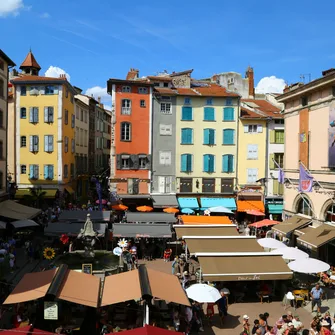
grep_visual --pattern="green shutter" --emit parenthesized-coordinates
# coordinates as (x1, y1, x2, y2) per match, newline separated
(278, 183, 284, 195)
(269, 154, 275, 169)
(273, 179, 279, 194)
(269, 130, 275, 144)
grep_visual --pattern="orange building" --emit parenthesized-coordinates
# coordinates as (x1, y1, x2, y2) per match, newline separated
(107, 69, 153, 202)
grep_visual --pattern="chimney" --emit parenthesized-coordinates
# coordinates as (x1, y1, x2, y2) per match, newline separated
(98, 97, 101, 103)
(211, 74, 218, 83)
(126, 68, 139, 80)
(246, 66, 255, 98)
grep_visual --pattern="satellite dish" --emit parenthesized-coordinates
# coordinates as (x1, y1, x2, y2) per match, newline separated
(113, 247, 122, 256)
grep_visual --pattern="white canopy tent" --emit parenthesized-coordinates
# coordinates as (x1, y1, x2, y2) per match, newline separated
(288, 258, 330, 274)
(208, 206, 233, 214)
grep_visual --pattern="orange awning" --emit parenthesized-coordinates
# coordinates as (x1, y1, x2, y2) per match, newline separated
(179, 215, 231, 225)
(248, 219, 279, 228)
(237, 200, 265, 213)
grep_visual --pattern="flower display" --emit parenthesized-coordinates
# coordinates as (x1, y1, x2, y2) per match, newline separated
(118, 238, 128, 249)
(60, 234, 69, 245)
(43, 247, 56, 260)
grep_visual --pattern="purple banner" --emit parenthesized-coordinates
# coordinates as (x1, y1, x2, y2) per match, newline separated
(278, 168, 285, 184)
(298, 163, 313, 192)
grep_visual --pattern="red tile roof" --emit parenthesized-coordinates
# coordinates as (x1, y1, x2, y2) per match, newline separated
(242, 99, 283, 118)
(20, 51, 41, 70)
(12, 75, 68, 83)
(147, 76, 171, 82)
(241, 108, 265, 119)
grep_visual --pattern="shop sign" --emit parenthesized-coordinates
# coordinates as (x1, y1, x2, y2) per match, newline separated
(266, 200, 284, 205)
(82, 263, 93, 275)
(44, 301, 58, 320)
(237, 275, 261, 281)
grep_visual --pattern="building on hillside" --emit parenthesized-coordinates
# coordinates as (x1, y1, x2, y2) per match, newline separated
(0, 50, 15, 200)
(275, 68, 335, 264)
(107, 70, 153, 207)
(11, 51, 77, 202)
(238, 99, 284, 217)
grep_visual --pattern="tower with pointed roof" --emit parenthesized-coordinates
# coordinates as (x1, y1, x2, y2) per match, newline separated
(19, 50, 41, 76)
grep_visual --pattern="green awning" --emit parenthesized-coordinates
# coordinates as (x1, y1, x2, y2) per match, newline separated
(268, 204, 283, 214)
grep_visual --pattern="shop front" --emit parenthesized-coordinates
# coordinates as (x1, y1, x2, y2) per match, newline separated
(266, 197, 284, 221)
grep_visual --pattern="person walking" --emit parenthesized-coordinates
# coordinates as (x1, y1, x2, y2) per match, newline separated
(310, 284, 324, 314)
(217, 290, 228, 326)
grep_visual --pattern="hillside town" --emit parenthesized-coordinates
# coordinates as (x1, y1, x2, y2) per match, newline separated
(1, 42, 335, 335)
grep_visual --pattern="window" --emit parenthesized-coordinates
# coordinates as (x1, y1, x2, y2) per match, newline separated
(275, 130, 284, 144)
(71, 114, 75, 128)
(223, 107, 234, 121)
(203, 154, 215, 173)
(122, 86, 131, 93)
(140, 100, 146, 107)
(45, 86, 55, 95)
(70, 94, 74, 104)
(161, 102, 172, 114)
(66, 89, 69, 98)
(161, 96, 171, 101)
(80, 109, 83, 121)
(70, 163, 74, 176)
(273, 180, 284, 195)
(64, 110, 69, 125)
(139, 156, 148, 169)
(324, 203, 335, 222)
(221, 178, 234, 193)
(29, 135, 39, 152)
(0, 141, 2, 159)
(64, 164, 68, 178)
(20, 107, 26, 119)
(29, 107, 39, 123)
(0, 171, 2, 189)
(20, 136, 26, 147)
(21, 86, 26, 96)
(181, 106, 193, 121)
(206, 98, 213, 105)
(247, 168, 258, 184)
(0, 79, 3, 98)
(223, 129, 235, 145)
(121, 99, 132, 115)
(275, 119, 284, 124)
(244, 124, 262, 133)
(64, 136, 69, 152)
(44, 165, 54, 180)
(274, 153, 284, 168)
(226, 98, 233, 106)
(181, 128, 193, 144)
(296, 196, 312, 216)
(204, 107, 215, 121)
(180, 177, 193, 193)
(44, 107, 54, 123)
(159, 151, 172, 166)
(120, 122, 131, 141)
(121, 155, 130, 169)
(163, 82, 169, 88)
(0, 110, 3, 128)
(158, 176, 173, 193)
(138, 87, 148, 94)
(30, 86, 39, 96)
(154, 82, 160, 87)
(301, 96, 308, 107)
(247, 144, 258, 159)
(71, 138, 75, 153)
(44, 135, 54, 152)
(159, 124, 172, 135)
(202, 178, 215, 193)
(21, 165, 26, 174)
(29, 165, 39, 179)
(0, 60, 3, 71)
(203, 128, 215, 145)
(184, 97, 191, 105)
(222, 154, 234, 173)
(181, 154, 192, 172)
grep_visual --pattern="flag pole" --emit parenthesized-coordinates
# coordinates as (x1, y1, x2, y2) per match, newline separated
(272, 158, 317, 218)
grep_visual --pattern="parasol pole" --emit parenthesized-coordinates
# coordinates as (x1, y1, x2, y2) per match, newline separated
(143, 301, 149, 325)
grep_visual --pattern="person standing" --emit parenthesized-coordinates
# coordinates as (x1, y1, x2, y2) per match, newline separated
(310, 284, 324, 314)
(217, 290, 228, 326)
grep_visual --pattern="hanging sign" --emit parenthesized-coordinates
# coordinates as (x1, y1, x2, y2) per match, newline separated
(44, 301, 58, 320)
(82, 263, 93, 275)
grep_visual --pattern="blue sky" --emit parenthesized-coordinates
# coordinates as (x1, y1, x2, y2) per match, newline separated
(1, 0, 335, 106)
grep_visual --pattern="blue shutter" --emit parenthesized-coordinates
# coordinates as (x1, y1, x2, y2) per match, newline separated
(223, 129, 234, 144)
(44, 107, 48, 122)
(34, 107, 39, 122)
(204, 129, 209, 144)
(44, 135, 48, 152)
(223, 155, 228, 172)
(209, 129, 215, 145)
(223, 107, 234, 121)
(181, 155, 187, 172)
(187, 129, 193, 144)
(204, 107, 214, 121)
(44, 165, 48, 179)
(186, 154, 192, 171)
(181, 129, 187, 144)
(209, 155, 214, 172)
(29, 165, 34, 178)
(29, 108, 33, 123)
(182, 107, 192, 120)
(49, 135, 53, 151)
(49, 165, 54, 179)
(29, 136, 33, 152)
(203, 155, 209, 172)
(228, 155, 234, 172)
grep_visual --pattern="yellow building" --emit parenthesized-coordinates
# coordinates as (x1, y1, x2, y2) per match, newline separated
(12, 51, 76, 200)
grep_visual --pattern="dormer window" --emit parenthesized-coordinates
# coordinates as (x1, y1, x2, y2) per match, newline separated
(122, 86, 131, 93)
(301, 96, 308, 107)
(138, 87, 148, 94)
(184, 97, 191, 105)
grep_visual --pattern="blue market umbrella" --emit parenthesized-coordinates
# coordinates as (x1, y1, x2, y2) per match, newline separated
(181, 208, 195, 214)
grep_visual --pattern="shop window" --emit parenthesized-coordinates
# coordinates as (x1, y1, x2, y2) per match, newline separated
(296, 196, 312, 216)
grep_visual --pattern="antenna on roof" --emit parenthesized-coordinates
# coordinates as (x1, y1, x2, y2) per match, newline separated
(299, 74, 311, 83)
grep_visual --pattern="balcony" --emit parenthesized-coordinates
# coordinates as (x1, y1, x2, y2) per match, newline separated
(121, 107, 131, 115)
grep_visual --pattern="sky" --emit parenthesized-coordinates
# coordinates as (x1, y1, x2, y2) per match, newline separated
(1, 0, 335, 108)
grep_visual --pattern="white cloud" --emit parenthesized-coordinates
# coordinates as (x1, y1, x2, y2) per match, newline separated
(0, 0, 24, 17)
(45, 66, 70, 82)
(255, 76, 286, 94)
(104, 105, 112, 111)
(85, 86, 110, 101)
(40, 12, 50, 19)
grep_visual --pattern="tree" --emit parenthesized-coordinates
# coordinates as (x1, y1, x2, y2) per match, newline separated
(23, 187, 47, 209)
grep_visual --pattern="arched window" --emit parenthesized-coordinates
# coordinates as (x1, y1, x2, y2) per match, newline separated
(324, 203, 335, 222)
(121, 122, 131, 141)
(0, 79, 4, 98)
(296, 196, 312, 216)
(0, 110, 3, 128)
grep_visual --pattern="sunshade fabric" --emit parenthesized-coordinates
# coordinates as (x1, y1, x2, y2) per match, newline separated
(186, 283, 221, 303)
(11, 220, 39, 228)
(44, 222, 107, 236)
(185, 237, 263, 253)
(106, 324, 182, 335)
(288, 258, 330, 273)
(151, 194, 178, 208)
(112, 223, 172, 238)
(4, 269, 57, 304)
(257, 238, 287, 249)
(57, 270, 101, 307)
(58, 211, 111, 222)
(178, 198, 199, 209)
(267, 204, 283, 214)
(271, 247, 309, 260)
(199, 255, 292, 281)
(272, 215, 311, 235)
(237, 200, 265, 213)
(174, 225, 238, 239)
(179, 215, 231, 224)
(248, 219, 279, 228)
(126, 212, 176, 223)
(0, 326, 55, 335)
(0, 200, 41, 220)
(15, 189, 58, 198)
(297, 224, 335, 249)
(200, 198, 236, 210)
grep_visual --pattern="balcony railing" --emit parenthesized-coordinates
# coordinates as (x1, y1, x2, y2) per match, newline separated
(121, 107, 131, 115)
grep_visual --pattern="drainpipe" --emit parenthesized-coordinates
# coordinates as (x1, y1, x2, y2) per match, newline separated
(235, 97, 241, 188)
(264, 117, 272, 200)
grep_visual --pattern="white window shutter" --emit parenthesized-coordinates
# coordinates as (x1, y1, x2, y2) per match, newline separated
(159, 152, 165, 165)
(253, 145, 258, 159)
(166, 152, 171, 165)
(158, 176, 165, 193)
(257, 125, 263, 133)
(244, 125, 249, 133)
(29, 136, 33, 152)
(54, 86, 59, 94)
(40, 87, 45, 95)
(247, 145, 252, 159)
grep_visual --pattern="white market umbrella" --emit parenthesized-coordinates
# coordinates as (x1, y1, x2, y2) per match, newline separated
(208, 206, 233, 214)
(288, 258, 330, 274)
(271, 247, 309, 260)
(186, 283, 221, 303)
(257, 238, 287, 249)
(0, 249, 7, 254)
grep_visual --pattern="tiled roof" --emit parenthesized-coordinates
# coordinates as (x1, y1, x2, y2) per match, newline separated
(20, 51, 41, 70)
(241, 107, 265, 119)
(108, 78, 152, 85)
(147, 76, 171, 82)
(11, 75, 68, 83)
(242, 99, 283, 118)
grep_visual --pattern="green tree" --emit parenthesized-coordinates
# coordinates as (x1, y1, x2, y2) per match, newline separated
(23, 187, 47, 209)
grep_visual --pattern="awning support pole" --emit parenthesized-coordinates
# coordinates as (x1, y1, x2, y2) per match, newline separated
(143, 301, 149, 325)
(185, 243, 188, 262)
